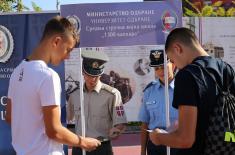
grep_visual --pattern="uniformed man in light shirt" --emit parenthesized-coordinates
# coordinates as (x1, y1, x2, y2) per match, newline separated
(67, 51, 127, 155)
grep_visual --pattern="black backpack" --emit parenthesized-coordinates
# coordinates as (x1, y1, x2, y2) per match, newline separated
(190, 62, 235, 155)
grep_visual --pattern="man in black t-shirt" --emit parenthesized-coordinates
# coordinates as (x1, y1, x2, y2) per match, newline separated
(149, 27, 235, 155)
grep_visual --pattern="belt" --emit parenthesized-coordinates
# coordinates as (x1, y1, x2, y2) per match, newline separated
(96, 136, 110, 144)
(101, 140, 110, 144)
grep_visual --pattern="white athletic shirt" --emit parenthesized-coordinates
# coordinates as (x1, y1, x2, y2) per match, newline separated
(8, 60, 64, 155)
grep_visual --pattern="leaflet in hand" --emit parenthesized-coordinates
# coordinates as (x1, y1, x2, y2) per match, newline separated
(158, 129, 168, 133)
(145, 129, 168, 133)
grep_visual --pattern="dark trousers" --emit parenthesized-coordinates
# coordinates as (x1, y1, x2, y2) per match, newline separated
(147, 140, 178, 155)
(72, 141, 113, 155)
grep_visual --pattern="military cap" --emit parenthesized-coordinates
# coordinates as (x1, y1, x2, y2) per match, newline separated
(82, 50, 109, 76)
(149, 50, 169, 67)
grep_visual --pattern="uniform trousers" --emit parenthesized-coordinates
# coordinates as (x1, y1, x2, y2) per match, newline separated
(147, 140, 178, 155)
(72, 141, 113, 155)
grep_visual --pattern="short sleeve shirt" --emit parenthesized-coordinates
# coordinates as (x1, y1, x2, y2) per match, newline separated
(8, 60, 63, 155)
(172, 56, 235, 155)
(138, 79, 178, 129)
(173, 70, 200, 108)
(68, 81, 127, 139)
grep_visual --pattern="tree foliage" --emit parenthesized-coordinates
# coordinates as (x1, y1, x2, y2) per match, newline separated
(0, 0, 16, 12)
(31, 1, 42, 12)
(183, 0, 235, 17)
(0, 0, 41, 12)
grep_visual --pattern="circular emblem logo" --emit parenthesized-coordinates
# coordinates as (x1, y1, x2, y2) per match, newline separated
(92, 61, 99, 69)
(161, 10, 178, 33)
(0, 25, 14, 63)
(67, 15, 81, 34)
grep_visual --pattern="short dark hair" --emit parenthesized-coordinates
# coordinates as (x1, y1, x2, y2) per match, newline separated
(41, 16, 79, 44)
(165, 27, 199, 52)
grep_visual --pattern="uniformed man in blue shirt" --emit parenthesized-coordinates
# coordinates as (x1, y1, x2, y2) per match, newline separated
(138, 50, 178, 155)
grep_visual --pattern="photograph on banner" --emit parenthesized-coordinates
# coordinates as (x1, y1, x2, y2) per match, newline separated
(200, 17, 235, 69)
(182, 17, 235, 70)
(183, 0, 235, 17)
(65, 45, 165, 124)
(182, 17, 200, 35)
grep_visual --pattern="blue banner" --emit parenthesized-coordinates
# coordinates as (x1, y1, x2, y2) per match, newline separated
(0, 12, 68, 155)
(61, 1, 182, 47)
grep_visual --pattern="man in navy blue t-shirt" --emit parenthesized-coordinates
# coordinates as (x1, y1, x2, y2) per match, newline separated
(149, 27, 235, 155)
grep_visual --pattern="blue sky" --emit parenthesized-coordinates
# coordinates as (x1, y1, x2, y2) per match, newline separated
(23, 0, 142, 11)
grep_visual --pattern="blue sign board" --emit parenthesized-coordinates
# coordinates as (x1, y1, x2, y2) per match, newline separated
(61, 1, 182, 47)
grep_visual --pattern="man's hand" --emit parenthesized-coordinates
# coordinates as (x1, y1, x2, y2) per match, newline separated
(109, 127, 121, 139)
(149, 128, 163, 145)
(79, 137, 101, 152)
(140, 123, 148, 155)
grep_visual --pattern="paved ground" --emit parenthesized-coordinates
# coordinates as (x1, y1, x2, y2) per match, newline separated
(113, 133, 141, 155)
(113, 145, 140, 155)
(68, 133, 141, 155)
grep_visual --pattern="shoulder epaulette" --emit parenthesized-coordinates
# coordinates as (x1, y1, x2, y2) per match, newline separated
(143, 81, 157, 92)
(102, 83, 118, 94)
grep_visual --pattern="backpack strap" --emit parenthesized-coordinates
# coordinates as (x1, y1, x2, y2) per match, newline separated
(193, 62, 223, 92)
(224, 63, 235, 90)
(194, 61, 234, 94)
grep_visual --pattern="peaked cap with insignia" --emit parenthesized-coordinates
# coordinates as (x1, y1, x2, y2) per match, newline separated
(149, 49, 169, 67)
(82, 50, 109, 76)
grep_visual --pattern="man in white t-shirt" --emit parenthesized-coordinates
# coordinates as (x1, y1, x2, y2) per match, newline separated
(5, 16, 101, 155)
